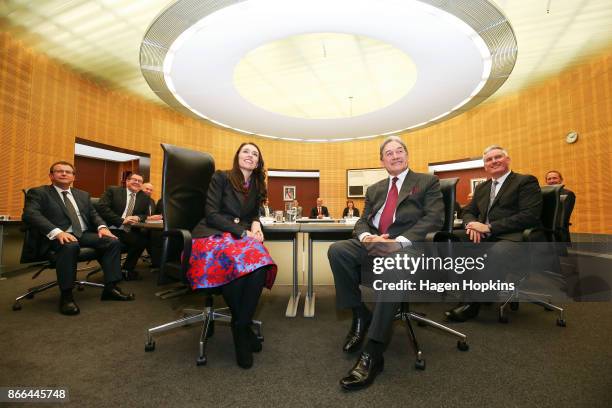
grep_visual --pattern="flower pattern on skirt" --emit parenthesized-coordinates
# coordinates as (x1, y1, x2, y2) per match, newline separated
(187, 232, 277, 290)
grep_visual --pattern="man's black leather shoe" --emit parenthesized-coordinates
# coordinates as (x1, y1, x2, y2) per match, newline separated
(343, 315, 371, 353)
(101, 286, 135, 301)
(59, 297, 80, 316)
(445, 303, 480, 322)
(340, 352, 384, 391)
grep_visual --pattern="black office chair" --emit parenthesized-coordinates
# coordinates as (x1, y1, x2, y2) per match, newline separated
(498, 184, 567, 326)
(12, 191, 104, 311)
(395, 177, 469, 370)
(144, 144, 262, 366)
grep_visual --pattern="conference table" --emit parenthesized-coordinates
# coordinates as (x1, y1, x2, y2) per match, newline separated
(135, 219, 355, 318)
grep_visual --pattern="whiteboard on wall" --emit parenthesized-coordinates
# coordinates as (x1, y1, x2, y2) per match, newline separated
(347, 168, 388, 197)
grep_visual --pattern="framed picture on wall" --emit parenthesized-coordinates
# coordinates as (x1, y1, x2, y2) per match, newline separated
(283, 185, 296, 201)
(470, 178, 487, 193)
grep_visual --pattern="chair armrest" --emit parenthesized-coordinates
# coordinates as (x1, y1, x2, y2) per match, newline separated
(425, 231, 461, 242)
(522, 227, 553, 242)
(162, 228, 192, 273)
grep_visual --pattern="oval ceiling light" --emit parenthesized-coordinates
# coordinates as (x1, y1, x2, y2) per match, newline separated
(140, 0, 517, 141)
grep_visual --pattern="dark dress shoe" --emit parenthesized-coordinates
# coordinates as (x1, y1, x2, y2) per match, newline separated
(101, 286, 135, 301)
(59, 297, 80, 316)
(343, 315, 371, 353)
(231, 325, 253, 369)
(445, 303, 480, 322)
(340, 352, 384, 391)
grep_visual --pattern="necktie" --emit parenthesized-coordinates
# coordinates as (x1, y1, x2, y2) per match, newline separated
(61, 191, 83, 238)
(318, 207, 321, 216)
(378, 177, 399, 234)
(485, 180, 499, 223)
(125, 192, 136, 231)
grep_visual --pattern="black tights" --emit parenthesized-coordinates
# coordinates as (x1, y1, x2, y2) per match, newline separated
(221, 267, 267, 326)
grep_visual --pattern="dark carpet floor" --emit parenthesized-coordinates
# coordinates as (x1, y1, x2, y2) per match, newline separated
(1, 264, 611, 408)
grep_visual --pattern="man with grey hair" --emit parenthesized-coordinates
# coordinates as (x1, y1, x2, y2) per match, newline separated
(328, 135, 444, 390)
(445, 144, 543, 322)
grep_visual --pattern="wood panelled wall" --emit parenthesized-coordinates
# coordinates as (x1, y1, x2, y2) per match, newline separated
(1, 32, 610, 233)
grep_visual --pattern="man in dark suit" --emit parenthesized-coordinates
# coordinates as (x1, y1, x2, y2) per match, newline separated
(95, 173, 150, 280)
(259, 198, 272, 218)
(21, 161, 135, 315)
(309, 197, 330, 219)
(445, 145, 543, 322)
(327, 136, 444, 391)
(545, 170, 575, 243)
(141, 182, 163, 268)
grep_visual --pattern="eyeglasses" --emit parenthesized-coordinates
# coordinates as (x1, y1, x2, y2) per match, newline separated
(128, 178, 143, 184)
(53, 169, 74, 174)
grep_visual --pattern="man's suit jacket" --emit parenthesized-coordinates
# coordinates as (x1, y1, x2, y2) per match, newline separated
(462, 171, 542, 242)
(259, 205, 272, 218)
(354, 171, 444, 242)
(21, 185, 105, 262)
(192, 170, 261, 238)
(95, 186, 150, 227)
(146, 197, 157, 216)
(558, 187, 575, 243)
(309, 206, 330, 218)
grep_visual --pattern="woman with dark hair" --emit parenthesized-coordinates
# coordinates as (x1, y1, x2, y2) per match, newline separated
(189, 142, 277, 369)
(342, 200, 360, 218)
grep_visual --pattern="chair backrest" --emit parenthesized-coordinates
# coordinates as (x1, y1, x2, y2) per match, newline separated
(159, 144, 215, 282)
(20, 188, 44, 264)
(438, 177, 459, 234)
(539, 184, 563, 241)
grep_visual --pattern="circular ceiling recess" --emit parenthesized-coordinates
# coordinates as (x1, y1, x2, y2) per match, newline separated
(140, 0, 517, 142)
(233, 32, 418, 120)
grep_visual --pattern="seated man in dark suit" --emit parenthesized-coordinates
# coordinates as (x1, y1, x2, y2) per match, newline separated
(445, 145, 543, 322)
(142, 182, 163, 221)
(328, 136, 444, 390)
(309, 197, 330, 219)
(95, 174, 150, 280)
(259, 198, 272, 218)
(545, 170, 575, 243)
(22, 161, 135, 315)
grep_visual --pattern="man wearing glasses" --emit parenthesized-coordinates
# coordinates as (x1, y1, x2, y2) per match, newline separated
(22, 161, 135, 315)
(95, 173, 150, 281)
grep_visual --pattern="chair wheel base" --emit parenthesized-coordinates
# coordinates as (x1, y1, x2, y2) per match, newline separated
(196, 356, 207, 366)
(206, 321, 215, 338)
(556, 318, 566, 327)
(12, 302, 22, 311)
(457, 340, 469, 351)
(145, 341, 156, 352)
(415, 359, 426, 370)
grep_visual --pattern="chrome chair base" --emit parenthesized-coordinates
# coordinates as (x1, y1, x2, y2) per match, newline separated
(12, 264, 102, 311)
(395, 304, 469, 371)
(145, 305, 263, 365)
(499, 290, 566, 326)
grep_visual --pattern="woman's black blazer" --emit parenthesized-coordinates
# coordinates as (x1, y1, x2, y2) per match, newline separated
(191, 170, 261, 239)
